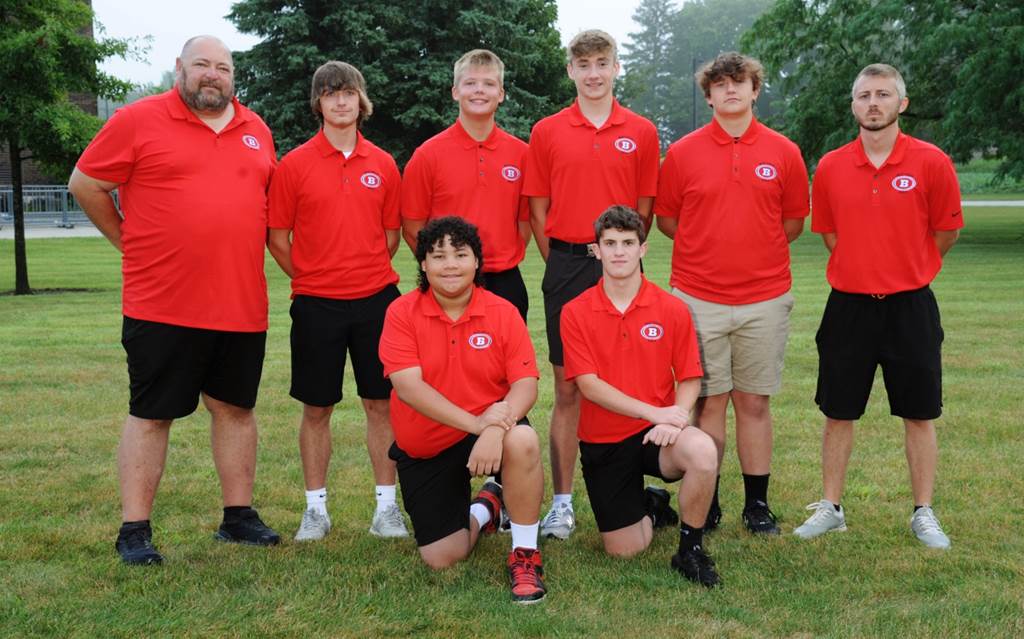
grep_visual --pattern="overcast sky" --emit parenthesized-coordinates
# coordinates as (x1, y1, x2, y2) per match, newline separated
(94, 0, 644, 86)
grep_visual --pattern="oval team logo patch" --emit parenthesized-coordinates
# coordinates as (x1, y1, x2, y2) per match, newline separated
(754, 163, 778, 180)
(891, 175, 917, 192)
(241, 135, 261, 150)
(614, 137, 638, 153)
(501, 165, 521, 182)
(360, 172, 382, 189)
(640, 323, 664, 341)
(469, 333, 493, 349)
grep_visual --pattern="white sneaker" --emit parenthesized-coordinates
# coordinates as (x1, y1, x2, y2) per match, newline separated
(540, 502, 575, 540)
(793, 500, 847, 539)
(369, 502, 409, 538)
(910, 506, 951, 549)
(294, 508, 331, 542)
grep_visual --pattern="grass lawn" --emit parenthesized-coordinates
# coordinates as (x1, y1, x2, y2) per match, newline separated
(1, 206, 1022, 638)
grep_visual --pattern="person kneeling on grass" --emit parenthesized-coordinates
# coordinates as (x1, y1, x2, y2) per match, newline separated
(560, 206, 721, 588)
(378, 216, 548, 604)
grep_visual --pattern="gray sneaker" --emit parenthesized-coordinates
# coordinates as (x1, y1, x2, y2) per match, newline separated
(369, 502, 409, 538)
(793, 500, 847, 539)
(294, 508, 331, 542)
(540, 502, 575, 540)
(910, 506, 951, 549)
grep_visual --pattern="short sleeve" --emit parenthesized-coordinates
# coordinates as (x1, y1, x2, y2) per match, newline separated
(382, 155, 402, 230)
(522, 123, 551, 198)
(654, 147, 683, 220)
(75, 107, 137, 184)
(811, 156, 835, 234)
(928, 153, 964, 231)
(781, 143, 811, 219)
(560, 300, 597, 381)
(400, 146, 432, 221)
(637, 120, 660, 197)
(379, 297, 421, 377)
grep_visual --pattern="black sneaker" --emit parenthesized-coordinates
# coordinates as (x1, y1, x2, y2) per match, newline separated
(644, 486, 679, 529)
(704, 502, 722, 532)
(742, 500, 781, 535)
(214, 508, 281, 546)
(115, 522, 164, 565)
(671, 545, 720, 588)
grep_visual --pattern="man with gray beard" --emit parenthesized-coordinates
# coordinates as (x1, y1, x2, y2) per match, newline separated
(69, 35, 280, 565)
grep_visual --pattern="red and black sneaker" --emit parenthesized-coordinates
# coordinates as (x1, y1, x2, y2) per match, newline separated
(471, 481, 504, 535)
(507, 547, 547, 604)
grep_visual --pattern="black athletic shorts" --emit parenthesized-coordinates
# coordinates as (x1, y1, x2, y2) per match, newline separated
(542, 240, 601, 366)
(122, 316, 266, 420)
(389, 435, 477, 547)
(815, 286, 944, 421)
(483, 266, 529, 322)
(579, 426, 677, 533)
(289, 285, 400, 407)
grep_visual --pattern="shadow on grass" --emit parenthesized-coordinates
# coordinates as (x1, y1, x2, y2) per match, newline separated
(0, 287, 108, 296)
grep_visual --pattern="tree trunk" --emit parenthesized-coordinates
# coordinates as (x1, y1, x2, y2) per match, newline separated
(10, 137, 31, 295)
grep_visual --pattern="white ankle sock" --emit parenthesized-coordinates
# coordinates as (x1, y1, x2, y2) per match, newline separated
(375, 485, 397, 512)
(510, 521, 539, 550)
(470, 503, 492, 529)
(305, 488, 328, 516)
(552, 493, 572, 508)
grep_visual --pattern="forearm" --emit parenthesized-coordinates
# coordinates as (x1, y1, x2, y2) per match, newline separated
(528, 197, 550, 260)
(673, 378, 700, 421)
(517, 220, 532, 248)
(575, 374, 659, 423)
(783, 217, 805, 243)
(656, 215, 677, 240)
(266, 229, 294, 278)
(822, 232, 837, 253)
(504, 377, 538, 422)
(934, 229, 959, 257)
(392, 377, 481, 434)
(385, 228, 400, 258)
(68, 169, 123, 252)
(636, 196, 654, 233)
(401, 218, 425, 255)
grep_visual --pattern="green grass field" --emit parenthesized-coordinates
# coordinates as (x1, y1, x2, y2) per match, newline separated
(1, 207, 1022, 638)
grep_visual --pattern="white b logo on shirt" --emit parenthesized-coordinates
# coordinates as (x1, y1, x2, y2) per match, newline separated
(241, 135, 261, 150)
(360, 172, 382, 189)
(501, 165, 522, 182)
(754, 163, 778, 180)
(891, 175, 917, 192)
(469, 333, 493, 349)
(640, 323, 664, 341)
(614, 137, 638, 153)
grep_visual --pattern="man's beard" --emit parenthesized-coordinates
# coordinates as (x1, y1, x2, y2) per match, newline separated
(178, 70, 233, 112)
(858, 109, 899, 132)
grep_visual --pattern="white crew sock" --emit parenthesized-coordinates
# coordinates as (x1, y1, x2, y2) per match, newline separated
(305, 487, 328, 516)
(552, 493, 572, 508)
(510, 521, 539, 550)
(470, 503, 492, 529)
(375, 485, 397, 513)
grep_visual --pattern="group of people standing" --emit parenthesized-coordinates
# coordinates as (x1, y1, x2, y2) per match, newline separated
(68, 26, 963, 603)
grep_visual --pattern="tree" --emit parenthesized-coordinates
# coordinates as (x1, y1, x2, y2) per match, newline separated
(619, 0, 774, 146)
(742, 0, 1024, 178)
(228, 0, 573, 164)
(0, 0, 134, 294)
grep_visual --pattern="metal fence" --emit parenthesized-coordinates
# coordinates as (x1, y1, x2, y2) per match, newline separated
(0, 185, 117, 228)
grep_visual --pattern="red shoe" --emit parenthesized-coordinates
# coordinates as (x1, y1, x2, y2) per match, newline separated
(471, 481, 503, 534)
(507, 547, 547, 604)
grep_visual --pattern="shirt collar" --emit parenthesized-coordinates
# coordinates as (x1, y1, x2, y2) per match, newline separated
(166, 87, 251, 130)
(417, 286, 488, 324)
(708, 116, 761, 145)
(451, 119, 501, 150)
(313, 128, 369, 158)
(852, 131, 909, 168)
(590, 276, 656, 315)
(567, 98, 627, 130)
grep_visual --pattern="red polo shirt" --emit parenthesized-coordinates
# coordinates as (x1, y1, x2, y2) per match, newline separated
(655, 118, 809, 305)
(75, 89, 275, 331)
(523, 99, 659, 243)
(812, 133, 963, 294)
(268, 130, 400, 299)
(379, 287, 539, 459)
(562, 277, 703, 444)
(401, 120, 528, 272)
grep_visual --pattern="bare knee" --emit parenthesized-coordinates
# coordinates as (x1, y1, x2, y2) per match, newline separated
(203, 394, 253, 422)
(504, 425, 540, 459)
(419, 547, 468, 570)
(361, 398, 390, 422)
(302, 404, 333, 428)
(676, 429, 718, 474)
